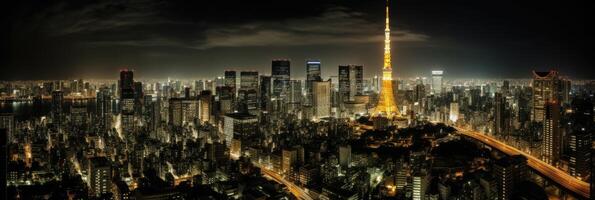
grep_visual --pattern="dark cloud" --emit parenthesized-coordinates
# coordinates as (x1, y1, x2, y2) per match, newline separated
(4, 0, 594, 80)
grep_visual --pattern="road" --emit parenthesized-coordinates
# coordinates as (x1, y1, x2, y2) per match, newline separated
(258, 166, 314, 200)
(455, 127, 590, 199)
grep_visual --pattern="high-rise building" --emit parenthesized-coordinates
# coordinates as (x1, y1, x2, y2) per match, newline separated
(338, 65, 363, 102)
(272, 59, 291, 98)
(374, 2, 398, 116)
(88, 157, 112, 197)
(339, 144, 351, 169)
(239, 71, 259, 115)
(312, 80, 331, 119)
(119, 70, 136, 134)
(282, 148, 297, 174)
(223, 113, 258, 148)
(532, 70, 559, 122)
(194, 80, 204, 94)
(119, 69, 134, 98)
(70, 99, 87, 126)
(259, 75, 272, 111)
(494, 92, 508, 135)
(240, 71, 259, 91)
(494, 155, 527, 200)
(431, 70, 443, 95)
(96, 88, 112, 131)
(168, 97, 200, 127)
(199, 90, 213, 123)
(306, 59, 322, 105)
(224, 70, 237, 96)
(568, 98, 593, 178)
(289, 80, 302, 104)
(51, 90, 64, 128)
(542, 101, 561, 164)
(412, 171, 429, 200)
(0, 114, 14, 144)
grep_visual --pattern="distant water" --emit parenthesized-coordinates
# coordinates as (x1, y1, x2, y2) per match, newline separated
(0, 100, 97, 121)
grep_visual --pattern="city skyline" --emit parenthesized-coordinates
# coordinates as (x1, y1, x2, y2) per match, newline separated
(2, 1, 594, 200)
(5, 1, 593, 80)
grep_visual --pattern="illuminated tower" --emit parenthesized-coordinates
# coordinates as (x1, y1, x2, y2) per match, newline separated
(375, 0, 398, 116)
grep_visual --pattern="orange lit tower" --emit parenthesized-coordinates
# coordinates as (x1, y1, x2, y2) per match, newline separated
(374, 0, 399, 116)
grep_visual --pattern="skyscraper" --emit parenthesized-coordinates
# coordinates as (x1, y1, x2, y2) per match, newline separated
(272, 59, 291, 98)
(542, 101, 561, 164)
(88, 157, 112, 197)
(51, 90, 64, 128)
(568, 98, 593, 178)
(532, 70, 559, 122)
(119, 69, 134, 98)
(374, 1, 398, 116)
(259, 75, 272, 111)
(119, 70, 135, 134)
(494, 155, 527, 200)
(96, 87, 112, 131)
(239, 71, 259, 115)
(313, 80, 331, 119)
(0, 114, 14, 144)
(240, 71, 259, 91)
(431, 70, 443, 95)
(494, 92, 508, 136)
(224, 70, 237, 96)
(338, 65, 363, 102)
(306, 59, 322, 105)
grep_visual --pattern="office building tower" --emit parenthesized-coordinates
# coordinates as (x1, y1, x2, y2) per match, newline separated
(0, 114, 14, 144)
(272, 59, 291, 98)
(289, 80, 302, 104)
(431, 70, 443, 95)
(195, 80, 204, 94)
(199, 90, 213, 124)
(239, 71, 259, 114)
(339, 145, 351, 169)
(412, 171, 429, 200)
(168, 97, 200, 127)
(119, 70, 136, 134)
(96, 88, 112, 131)
(306, 60, 322, 104)
(494, 92, 508, 135)
(88, 157, 112, 197)
(224, 70, 237, 96)
(338, 65, 363, 102)
(259, 75, 272, 111)
(542, 101, 561, 164)
(494, 155, 527, 200)
(119, 69, 134, 98)
(532, 70, 559, 122)
(568, 98, 593, 178)
(240, 71, 259, 91)
(312, 80, 331, 119)
(223, 113, 258, 148)
(282, 148, 297, 174)
(70, 99, 87, 126)
(51, 90, 64, 128)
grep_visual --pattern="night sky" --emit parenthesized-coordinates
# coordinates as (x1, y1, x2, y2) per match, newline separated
(5, 0, 594, 80)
